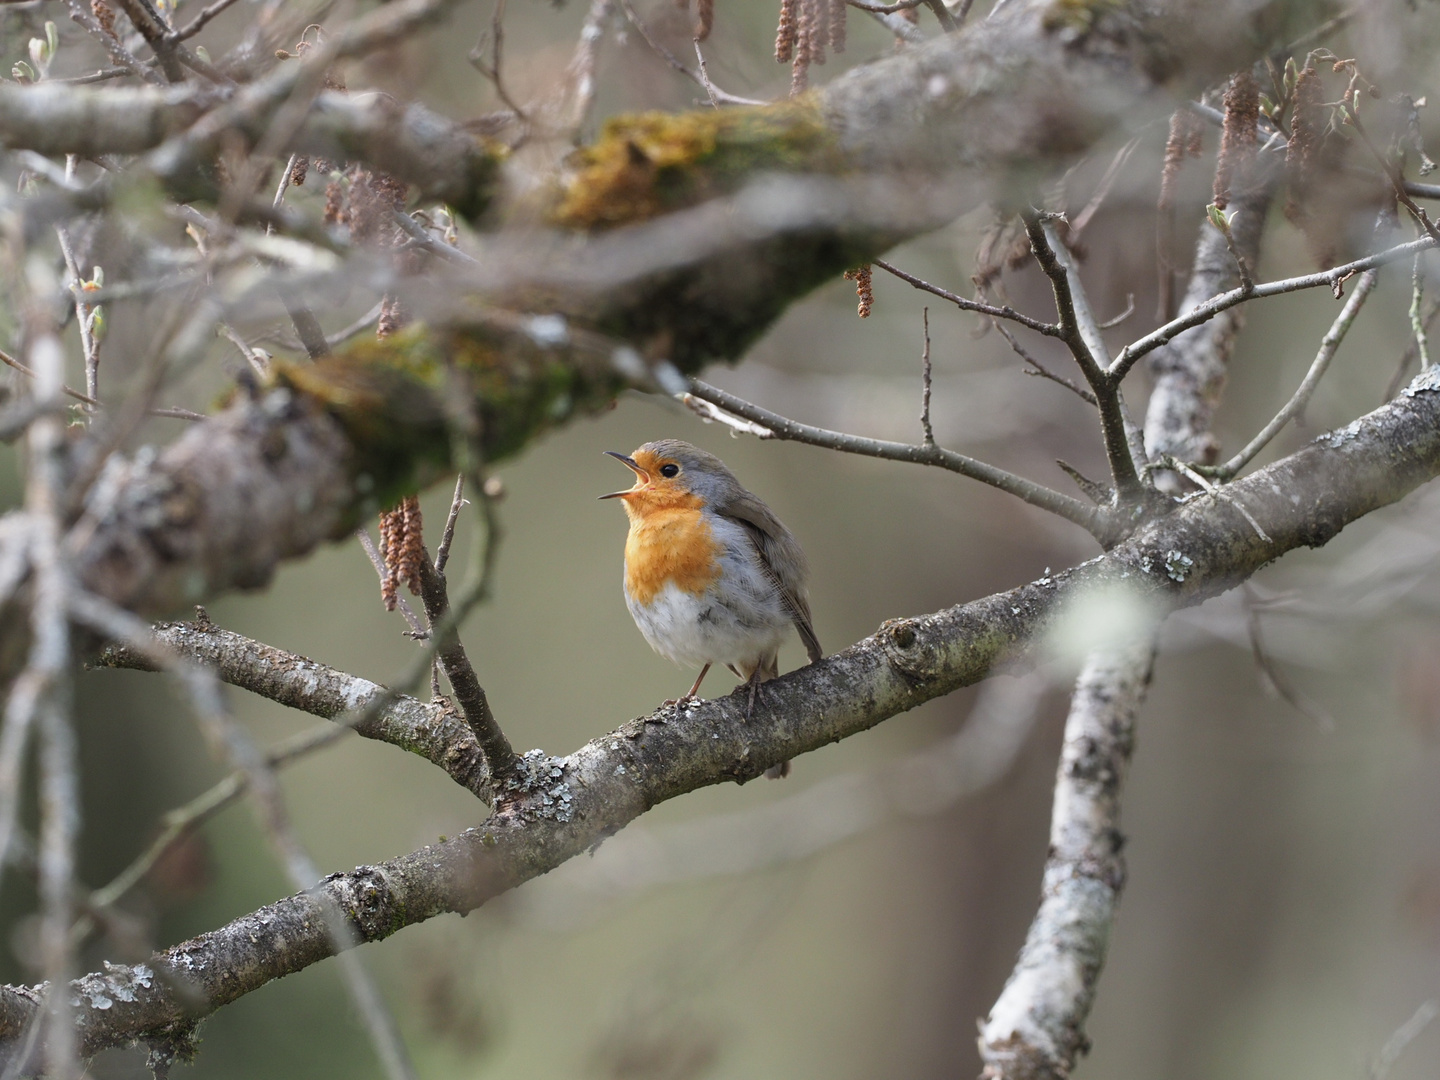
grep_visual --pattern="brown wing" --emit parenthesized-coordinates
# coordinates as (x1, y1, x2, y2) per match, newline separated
(720, 491, 823, 663)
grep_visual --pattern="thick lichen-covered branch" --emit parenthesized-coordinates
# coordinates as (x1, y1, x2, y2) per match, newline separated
(13, 368, 1440, 1059)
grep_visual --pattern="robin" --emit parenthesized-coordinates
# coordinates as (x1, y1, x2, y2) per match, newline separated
(600, 439, 822, 779)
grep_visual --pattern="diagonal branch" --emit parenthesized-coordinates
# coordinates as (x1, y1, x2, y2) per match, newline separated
(1217, 268, 1378, 479)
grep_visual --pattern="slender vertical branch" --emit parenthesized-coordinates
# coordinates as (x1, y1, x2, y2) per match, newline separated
(414, 487, 515, 782)
(919, 307, 935, 447)
(26, 330, 79, 1080)
(1022, 213, 1144, 502)
(1411, 253, 1432, 371)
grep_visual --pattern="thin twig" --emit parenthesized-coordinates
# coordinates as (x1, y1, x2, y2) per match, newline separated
(434, 475, 466, 574)
(1410, 251, 1431, 370)
(169, 0, 244, 42)
(1346, 103, 1440, 246)
(693, 39, 719, 110)
(687, 379, 1109, 538)
(615, 0, 767, 106)
(1216, 268, 1377, 478)
(919, 307, 935, 447)
(55, 219, 100, 412)
(82, 722, 352, 924)
(843, 0, 924, 12)
(993, 321, 1097, 405)
(873, 259, 1062, 338)
(1370, 1000, 1440, 1080)
(357, 529, 426, 635)
(1097, 294, 1135, 331)
(1109, 236, 1435, 382)
(391, 210, 479, 266)
(1069, 136, 1141, 240)
(0, 345, 200, 421)
(1023, 213, 1143, 501)
(1242, 586, 1331, 728)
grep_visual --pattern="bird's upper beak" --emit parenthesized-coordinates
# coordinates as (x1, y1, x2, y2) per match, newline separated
(598, 451, 648, 499)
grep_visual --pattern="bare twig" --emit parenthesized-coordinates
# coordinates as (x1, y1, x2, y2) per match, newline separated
(843, 0, 924, 13)
(1023, 214, 1143, 501)
(433, 475, 466, 575)
(1243, 584, 1331, 730)
(391, 210, 478, 266)
(1345, 103, 1440, 246)
(1411, 252, 1432, 371)
(82, 721, 351, 929)
(1110, 237, 1435, 382)
(1068, 136, 1141, 240)
(919, 307, 935, 446)
(358, 529, 426, 635)
(54, 219, 100, 411)
(615, 0, 766, 106)
(1216, 268, 1377, 479)
(873, 259, 1062, 338)
(994, 321, 1098, 405)
(687, 379, 1110, 538)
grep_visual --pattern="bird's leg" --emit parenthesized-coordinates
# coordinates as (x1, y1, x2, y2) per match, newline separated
(663, 663, 712, 707)
(744, 667, 764, 720)
(687, 663, 712, 699)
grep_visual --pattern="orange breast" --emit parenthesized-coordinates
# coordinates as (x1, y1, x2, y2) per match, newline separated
(624, 505, 722, 605)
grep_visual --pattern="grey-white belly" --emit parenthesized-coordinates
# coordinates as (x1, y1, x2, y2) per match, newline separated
(625, 574, 789, 671)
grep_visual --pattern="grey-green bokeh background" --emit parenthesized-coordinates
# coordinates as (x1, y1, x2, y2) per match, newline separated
(4, 0, 1440, 1077)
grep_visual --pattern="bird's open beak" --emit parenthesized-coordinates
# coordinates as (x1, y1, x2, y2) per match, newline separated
(598, 451, 648, 499)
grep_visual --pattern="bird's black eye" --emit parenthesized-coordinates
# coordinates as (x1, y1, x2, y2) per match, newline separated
(659, 463, 680, 478)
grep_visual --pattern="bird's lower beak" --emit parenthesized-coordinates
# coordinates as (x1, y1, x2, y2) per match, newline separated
(598, 451, 648, 499)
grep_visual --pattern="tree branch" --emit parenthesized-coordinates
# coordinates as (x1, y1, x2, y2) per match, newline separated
(1022, 214, 1144, 501)
(978, 632, 1155, 1080)
(13, 367, 1440, 1057)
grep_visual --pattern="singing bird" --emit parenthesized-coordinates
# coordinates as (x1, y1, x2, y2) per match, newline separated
(601, 440, 822, 778)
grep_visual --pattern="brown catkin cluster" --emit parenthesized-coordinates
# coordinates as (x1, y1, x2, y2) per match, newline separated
(1213, 70, 1260, 210)
(348, 170, 408, 246)
(379, 496, 424, 611)
(776, 0, 841, 96)
(1283, 64, 1340, 267)
(775, 0, 796, 62)
(376, 295, 410, 339)
(843, 265, 873, 318)
(1157, 109, 1204, 212)
(91, 0, 117, 37)
(695, 0, 714, 41)
(323, 177, 346, 225)
(288, 155, 309, 188)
